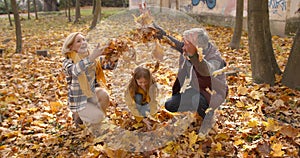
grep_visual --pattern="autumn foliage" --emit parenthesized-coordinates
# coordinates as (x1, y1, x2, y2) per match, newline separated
(0, 8, 299, 157)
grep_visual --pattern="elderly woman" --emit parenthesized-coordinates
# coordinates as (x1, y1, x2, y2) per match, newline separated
(62, 32, 117, 127)
(153, 25, 228, 119)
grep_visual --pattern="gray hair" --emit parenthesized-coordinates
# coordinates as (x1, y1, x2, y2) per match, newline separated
(183, 28, 209, 49)
(61, 32, 82, 56)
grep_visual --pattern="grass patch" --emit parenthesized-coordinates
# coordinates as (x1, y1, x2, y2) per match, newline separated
(0, 7, 127, 54)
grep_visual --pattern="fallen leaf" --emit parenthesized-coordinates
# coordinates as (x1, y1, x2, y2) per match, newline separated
(271, 143, 285, 157)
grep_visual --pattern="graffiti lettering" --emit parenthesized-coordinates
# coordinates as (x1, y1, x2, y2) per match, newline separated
(269, 0, 286, 15)
(191, 0, 216, 9)
(182, 4, 193, 12)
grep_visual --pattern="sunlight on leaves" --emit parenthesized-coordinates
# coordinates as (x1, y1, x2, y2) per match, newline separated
(271, 143, 285, 157)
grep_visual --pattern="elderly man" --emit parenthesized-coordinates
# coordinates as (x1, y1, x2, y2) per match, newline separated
(153, 24, 228, 119)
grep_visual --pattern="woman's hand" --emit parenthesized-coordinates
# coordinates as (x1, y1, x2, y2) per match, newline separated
(89, 43, 111, 62)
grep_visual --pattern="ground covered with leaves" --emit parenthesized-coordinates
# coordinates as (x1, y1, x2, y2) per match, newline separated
(0, 7, 299, 157)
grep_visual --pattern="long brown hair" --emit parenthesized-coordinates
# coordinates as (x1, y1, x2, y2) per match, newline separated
(128, 66, 155, 98)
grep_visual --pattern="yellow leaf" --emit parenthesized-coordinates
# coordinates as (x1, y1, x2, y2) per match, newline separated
(236, 100, 245, 108)
(4, 131, 18, 138)
(248, 118, 258, 127)
(237, 85, 248, 95)
(205, 87, 216, 95)
(215, 133, 229, 140)
(197, 47, 204, 62)
(49, 102, 62, 113)
(215, 142, 222, 152)
(189, 131, 198, 148)
(28, 107, 38, 113)
(30, 144, 40, 149)
(205, 107, 213, 114)
(263, 118, 282, 132)
(234, 139, 244, 146)
(5, 95, 18, 103)
(0, 145, 7, 150)
(271, 143, 285, 157)
(162, 141, 175, 153)
(132, 122, 144, 129)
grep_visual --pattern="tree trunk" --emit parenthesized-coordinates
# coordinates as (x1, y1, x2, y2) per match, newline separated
(247, 0, 275, 85)
(263, 1, 282, 75)
(168, 0, 171, 8)
(33, 0, 38, 20)
(175, 0, 179, 10)
(122, 0, 126, 7)
(64, 0, 67, 17)
(27, 0, 31, 19)
(90, 0, 101, 29)
(282, 27, 300, 90)
(68, 0, 71, 22)
(44, 0, 59, 11)
(159, 0, 162, 12)
(10, 0, 22, 53)
(4, 0, 13, 27)
(92, 0, 96, 14)
(74, 0, 81, 23)
(229, 0, 243, 50)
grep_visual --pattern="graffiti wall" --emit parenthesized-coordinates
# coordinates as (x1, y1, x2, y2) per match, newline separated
(129, 0, 300, 35)
(268, 0, 287, 19)
(180, 0, 239, 17)
(129, 0, 299, 18)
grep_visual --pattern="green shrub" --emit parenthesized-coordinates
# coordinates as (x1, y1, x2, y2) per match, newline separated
(0, 0, 12, 14)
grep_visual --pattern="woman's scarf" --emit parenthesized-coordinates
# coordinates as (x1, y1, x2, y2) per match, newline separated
(66, 51, 106, 97)
(136, 87, 150, 104)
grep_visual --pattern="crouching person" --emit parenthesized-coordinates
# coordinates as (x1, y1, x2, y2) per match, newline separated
(62, 32, 116, 135)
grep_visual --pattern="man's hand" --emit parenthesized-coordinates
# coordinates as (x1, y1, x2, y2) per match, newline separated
(153, 23, 167, 40)
(183, 39, 197, 57)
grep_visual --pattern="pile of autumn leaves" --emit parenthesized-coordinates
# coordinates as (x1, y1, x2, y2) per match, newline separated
(0, 9, 299, 157)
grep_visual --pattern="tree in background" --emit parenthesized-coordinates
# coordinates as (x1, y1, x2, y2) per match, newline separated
(68, 0, 71, 22)
(90, 0, 101, 29)
(74, 0, 81, 23)
(43, 0, 59, 11)
(92, 0, 96, 14)
(262, 0, 281, 75)
(282, 12, 300, 90)
(27, 0, 31, 19)
(10, 0, 22, 53)
(229, 0, 243, 50)
(4, 0, 13, 26)
(160, 0, 162, 12)
(247, 1, 300, 89)
(247, 0, 276, 85)
(33, 0, 38, 19)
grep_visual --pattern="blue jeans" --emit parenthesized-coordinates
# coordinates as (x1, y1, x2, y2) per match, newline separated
(165, 88, 208, 118)
(135, 94, 150, 117)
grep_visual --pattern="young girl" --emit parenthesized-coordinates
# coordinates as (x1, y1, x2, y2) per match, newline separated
(125, 66, 159, 119)
(62, 32, 117, 127)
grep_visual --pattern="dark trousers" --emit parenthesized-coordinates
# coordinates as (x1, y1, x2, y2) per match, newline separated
(165, 88, 209, 118)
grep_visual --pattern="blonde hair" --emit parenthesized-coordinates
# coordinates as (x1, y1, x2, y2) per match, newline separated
(61, 32, 82, 56)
